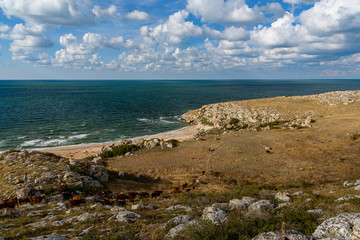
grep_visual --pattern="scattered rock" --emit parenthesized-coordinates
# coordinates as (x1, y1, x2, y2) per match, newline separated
(229, 197, 256, 211)
(335, 195, 360, 203)
(248, 200, 274, 217)
(252, 230, 315, 240)
(166, 205, 192, 212)
(115, 211, 141, 222)
(202, 206, 227, 224)
(313, 213, 360, 239)
(166, 215, 194, 227)
(275, 192, 291, 202)
(307, 209, 324, 216)
(165, 220, 199, 239)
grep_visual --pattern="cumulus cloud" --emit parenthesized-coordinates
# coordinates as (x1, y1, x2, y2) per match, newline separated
(251, 13, 305, 48)
(140, 10, 202, 44)
(0, 0, 96, 26)
(124, 10, 152, 21)
(299, 0, 360, 36)
(52, 32, 135, 69)
(284, 0, 318, 4)
(92, 5, 117, 18)
(203, 26, 249, 41)
(186, 0, 263, 24)
(0, 23, 9, 32)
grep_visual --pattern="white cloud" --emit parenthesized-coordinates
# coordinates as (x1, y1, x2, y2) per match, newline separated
(203, 26, 249, 41)
(52, 32, 135, 69)
(284, 0, 318, 4)
(0, 0, 96, 26)
(124, 10, 151, 21)
(299, 0, 360, 36)
(186, 0, 263, 24)
(92, 5, 117, 18)
(0, 23, 9, 32)
(141, 10, 202, 44)
(251, 13, 306, 48)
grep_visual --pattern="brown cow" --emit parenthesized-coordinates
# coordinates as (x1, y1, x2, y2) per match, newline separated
(0, 201, 16, 210)
(115, 194, 129, 201)
(28, 195, 46, 203)
(127, 192, 138, 199)
(18, 197, 30, 205)
(181, 183, 188, 189)
(173, 188, 182, 194)
(138, 192, 150, 198)
(68, 198, 85, 208)
(151, 191, 163, 198)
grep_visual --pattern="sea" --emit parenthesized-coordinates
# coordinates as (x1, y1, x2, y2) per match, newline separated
(1, 79, 360, 152)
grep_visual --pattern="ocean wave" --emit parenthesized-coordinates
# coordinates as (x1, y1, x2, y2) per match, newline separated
(17, 136, 27, 140)
(20, 134, 90, 147)
(137, 116, 181, 125)
(0, 140, 6, 147)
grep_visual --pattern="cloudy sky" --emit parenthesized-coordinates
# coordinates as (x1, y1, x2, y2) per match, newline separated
(0, 0, 359, 79)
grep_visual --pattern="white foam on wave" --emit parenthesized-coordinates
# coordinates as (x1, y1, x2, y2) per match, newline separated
(20, 134, 90, 147)
(68, 134, 89, 140)
(17, 136, 27, 140)
(0, 140, 6, 147)
(138, 116, 181, 125)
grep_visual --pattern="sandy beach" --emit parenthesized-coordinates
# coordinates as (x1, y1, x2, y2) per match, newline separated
(39, 125, 203, 159)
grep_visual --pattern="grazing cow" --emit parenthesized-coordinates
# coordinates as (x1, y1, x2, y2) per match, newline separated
(4, 198, 18, 204)
(68, 198, 85, 208)
(117, 200, 126, 207)
(186, 188, 192, 193)
(192, 186, 196, 190)
(127, 192, 138, 199)
(181, 183, 188, 189)
(151, 191, 163, 198)
(202, 171, 205, 175)
(18, 197, 30, 205)
(59, 184, 68, 191)
(0, 201, 16, 210)
(138, 192, 150, 198)
(173, 188, 182, 194)
(62, 192, 73, 201)
(28, 194, 46, 203)
(101, 191, 113, 198)
(100, 196, 113, 205)
(209, 170, 215, 175)
(84, 162, 90, 168)
(115, 194, 129, 201)
(72, 196, 83, 200)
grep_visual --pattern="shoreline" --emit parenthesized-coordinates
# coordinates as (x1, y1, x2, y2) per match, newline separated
(34, 125, 203, 159)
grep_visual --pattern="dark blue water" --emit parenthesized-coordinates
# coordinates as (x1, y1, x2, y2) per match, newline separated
(0, 79, 359, 151)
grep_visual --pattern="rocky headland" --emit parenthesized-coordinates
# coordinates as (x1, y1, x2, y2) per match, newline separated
(1, 90, 360, 239)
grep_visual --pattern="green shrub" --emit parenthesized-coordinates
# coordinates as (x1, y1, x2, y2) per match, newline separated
(351, 133, 360, 140)
(100, 144, 139, 158)
(229, 118, 240, 125)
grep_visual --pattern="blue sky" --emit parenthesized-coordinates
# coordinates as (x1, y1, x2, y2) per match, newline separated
(0, 0, 359, 79)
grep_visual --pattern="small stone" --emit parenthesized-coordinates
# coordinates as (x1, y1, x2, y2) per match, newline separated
(115, 211, 141, 222)
(275, 192, 291, 202)
(229, 197, 256, 211)
(248, 200, 273, 217)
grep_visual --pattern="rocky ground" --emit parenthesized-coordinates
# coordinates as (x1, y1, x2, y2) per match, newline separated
(1, 90, 360, 239)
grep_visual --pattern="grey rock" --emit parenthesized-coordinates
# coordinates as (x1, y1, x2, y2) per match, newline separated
(307, 209, 325, 216)
(131, 204, 154, 210)
(275, 192, 291, 202)
(202, 206, 227, 224)
(80, 227, 92, 235)
(335, 195, 360, 203)
(48, 194, 64, 203)
(252, 230, 315, 240)
(115, 211, 141, 222)
(313, 213, 360, 239)
(27, 221, 49, 228)
(110, 206, 126, 212)
(15, 187, 31, 198)
(248, 200, 274, 217)
(165, 220, 199, 239)
(78, 212, 93, 222)
(166, 215, 194, 226)
(229, 197, 256, 211)
(166, 205, 192, 212)
(211, 202, 230, 211)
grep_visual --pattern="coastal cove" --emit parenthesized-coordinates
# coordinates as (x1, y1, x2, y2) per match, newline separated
(1, 79, 360, 152)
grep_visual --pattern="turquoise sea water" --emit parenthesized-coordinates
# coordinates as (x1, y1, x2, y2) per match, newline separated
(0, 79, 359, 151)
